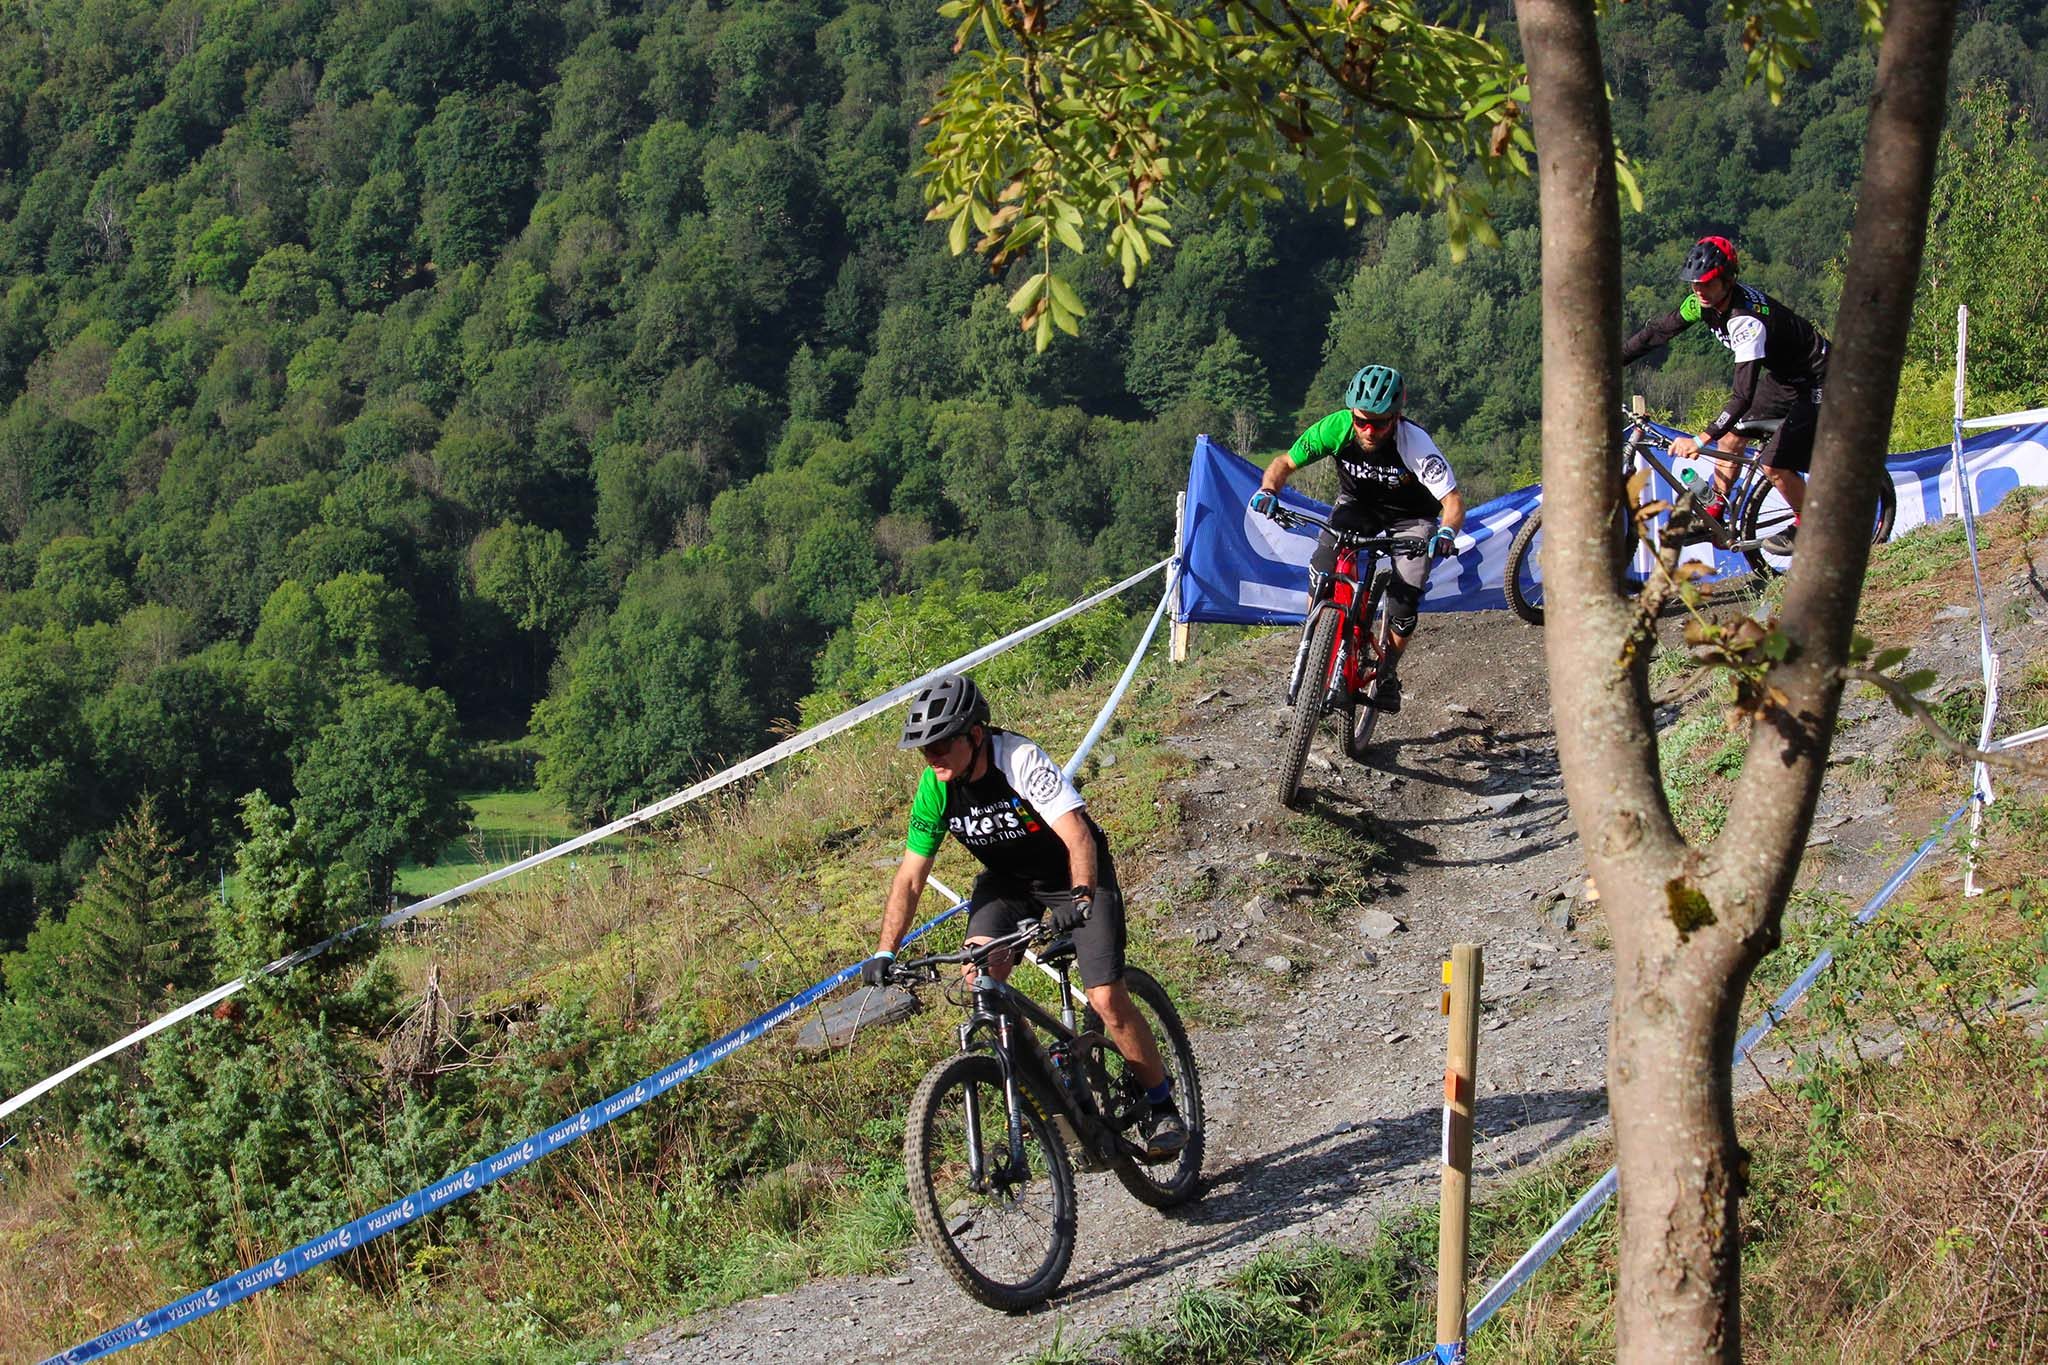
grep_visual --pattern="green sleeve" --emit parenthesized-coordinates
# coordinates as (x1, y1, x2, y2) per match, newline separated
(1286, 411, 1353, 468)
(906, 768, 947, 857)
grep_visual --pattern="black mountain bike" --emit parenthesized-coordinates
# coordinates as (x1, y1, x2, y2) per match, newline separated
(1504, 407, 1899, 625)
(886, 923, 1204, 1310)
(1265, 503, 1430, 805)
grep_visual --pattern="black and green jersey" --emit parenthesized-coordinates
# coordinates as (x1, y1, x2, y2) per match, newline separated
(1622, 284, 1830, 441)
(1286, 411, 1458, 521)
(905, 730, 1102, 886)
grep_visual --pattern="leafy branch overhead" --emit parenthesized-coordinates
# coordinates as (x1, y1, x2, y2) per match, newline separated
(918, 0, 1535, 348)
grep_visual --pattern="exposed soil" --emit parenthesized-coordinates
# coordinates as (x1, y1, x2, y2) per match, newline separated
(611, 508, 2048, 1365)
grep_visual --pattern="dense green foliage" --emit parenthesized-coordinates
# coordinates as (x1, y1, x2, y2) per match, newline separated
(0, 0, 2042, 1133)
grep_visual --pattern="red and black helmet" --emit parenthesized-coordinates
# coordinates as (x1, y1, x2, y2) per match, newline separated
(1679, 235, 1738, 284)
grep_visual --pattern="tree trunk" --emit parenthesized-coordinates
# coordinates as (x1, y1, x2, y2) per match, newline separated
(1515, 0, 1958, 1357)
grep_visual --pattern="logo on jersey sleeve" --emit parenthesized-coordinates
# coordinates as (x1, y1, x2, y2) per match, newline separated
(1419, 454, 1449, 487)
(1023, 759, 1063, 805)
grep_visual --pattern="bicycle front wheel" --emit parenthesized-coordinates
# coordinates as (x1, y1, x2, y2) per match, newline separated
(1277, 608, 1338, 808)
(1504, 508, 1546, 625)
(1086, 967, 1205, 1209)
(904, 1052, 1077, 1311)
(1345, 583, 1393, 759)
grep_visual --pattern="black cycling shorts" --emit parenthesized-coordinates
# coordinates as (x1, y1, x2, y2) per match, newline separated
(965, 863, 1126, 990)
(1744, 373, 1821, 474)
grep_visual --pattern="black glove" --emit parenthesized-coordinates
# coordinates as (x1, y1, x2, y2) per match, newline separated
(1249, 489, 1278, 517)
(858, 953, 895, 987)
(1046, 888, 1093, 935)
(1427, 526, 1459, 560)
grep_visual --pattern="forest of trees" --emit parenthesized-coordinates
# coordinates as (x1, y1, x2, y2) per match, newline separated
(0, 0, 2043, 1131)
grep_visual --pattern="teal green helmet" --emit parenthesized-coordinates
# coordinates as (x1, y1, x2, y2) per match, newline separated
(1344, 364, 1405, 416)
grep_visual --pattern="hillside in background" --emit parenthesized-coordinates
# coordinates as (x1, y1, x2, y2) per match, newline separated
(0, 0, 2043, 955)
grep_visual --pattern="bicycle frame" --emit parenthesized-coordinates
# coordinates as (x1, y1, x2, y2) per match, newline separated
(1268, 509, 1425, 711)
(1620, 411, 1771, 547)
(904, 932, 1127, 1186)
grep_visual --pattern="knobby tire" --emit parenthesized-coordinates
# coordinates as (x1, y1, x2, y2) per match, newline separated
(1085, 966, 1205, 1208)
(904, 1052, 1077, 1311)
(1504, 509, 1546, 626)
(1277, 609, 1339, 808)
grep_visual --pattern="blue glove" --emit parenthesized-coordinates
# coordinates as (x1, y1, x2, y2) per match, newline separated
(1046, 889, 1093, 935)
(1428, 527, 1458, 560)
(1249, 489, 1278, 518)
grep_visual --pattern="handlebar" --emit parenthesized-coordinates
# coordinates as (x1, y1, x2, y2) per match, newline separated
(1262, 503, 1431, 557)
(886, 921, 1051, 984)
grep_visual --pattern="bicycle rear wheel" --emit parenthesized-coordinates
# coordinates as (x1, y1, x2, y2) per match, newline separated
(1738, 472, 1897, 577)
(1345, 583, 1393, 759)
(1277, 608, 1338, 808)
(1084, 967, 1205, 1209)
(904, 1052, 1076, 1311)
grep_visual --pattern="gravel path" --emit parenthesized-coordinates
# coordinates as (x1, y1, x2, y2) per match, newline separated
(612, 556, 2027, 1365)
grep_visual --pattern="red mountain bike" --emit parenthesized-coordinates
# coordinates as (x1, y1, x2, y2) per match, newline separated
(1264, 503, 1430, 807)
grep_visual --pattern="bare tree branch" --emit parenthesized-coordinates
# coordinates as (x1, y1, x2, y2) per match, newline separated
(1840, 667, 2048, 778)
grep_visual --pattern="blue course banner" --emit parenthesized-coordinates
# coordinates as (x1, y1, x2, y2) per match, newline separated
(1178, 435, 1535, 625)
(1179, 421, 2048, 627)
(46, 905, 967, 1365)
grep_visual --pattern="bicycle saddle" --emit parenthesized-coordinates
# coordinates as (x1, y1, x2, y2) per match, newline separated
(1035, 934, 1080, 968)
(1733, 416, 1784, 436)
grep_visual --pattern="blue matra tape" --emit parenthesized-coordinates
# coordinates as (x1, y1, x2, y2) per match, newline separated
(46, 904, 965, 1364)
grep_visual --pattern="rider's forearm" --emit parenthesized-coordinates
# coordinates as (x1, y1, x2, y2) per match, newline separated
(1051, 811, 1098, 891)
(878, 862, 928, 954)
(1258, 454, 1295, 493)
(1439, 489, 1467, 533)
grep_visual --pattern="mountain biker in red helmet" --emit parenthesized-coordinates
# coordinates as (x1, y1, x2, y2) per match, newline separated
(861, 673, 1186, 1157)
(1247, 363, 1465, 714)
(1622, 235, 1830, 554)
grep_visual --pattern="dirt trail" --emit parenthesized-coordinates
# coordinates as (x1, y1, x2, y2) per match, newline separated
(612, 575, 1994, 1364)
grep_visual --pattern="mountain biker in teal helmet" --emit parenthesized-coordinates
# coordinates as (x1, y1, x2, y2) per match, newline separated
(1248, 364, 1465, 714)
(860, 674, 1187, 1158)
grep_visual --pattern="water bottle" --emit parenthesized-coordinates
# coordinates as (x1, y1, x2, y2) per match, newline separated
(1678, 467, 1699, 489)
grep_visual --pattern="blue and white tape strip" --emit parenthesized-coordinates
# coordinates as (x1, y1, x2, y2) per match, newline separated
(1440, 800, 1970, 1354)
(44, 905, 967, 1365)
(2, 558, 1171, 1125)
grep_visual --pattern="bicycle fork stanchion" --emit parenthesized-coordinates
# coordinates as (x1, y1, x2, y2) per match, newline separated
(1433, 943, 1484, 1364)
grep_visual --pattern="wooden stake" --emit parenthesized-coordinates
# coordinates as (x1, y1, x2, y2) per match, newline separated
(1436, 942, 1484, 1354)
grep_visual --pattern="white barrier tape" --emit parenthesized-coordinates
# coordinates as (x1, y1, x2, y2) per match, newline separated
(2, 559, 1170, 1124)
(45, 598, 1177, 1361)
(1459, 802, 1968, 1342)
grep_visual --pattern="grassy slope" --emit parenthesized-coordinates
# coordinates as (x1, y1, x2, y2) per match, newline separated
(3, 631, 1225, 1362)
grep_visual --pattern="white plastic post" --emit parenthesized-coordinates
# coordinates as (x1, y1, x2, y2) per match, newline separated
(1170, 490, 1193, 664)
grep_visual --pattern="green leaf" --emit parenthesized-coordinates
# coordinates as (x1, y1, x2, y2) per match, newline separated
(1006, 272, 1048, 315)
(1046, 272, 1086, 318)
(1870, 647, 1911, 673)
(1897, 669, 1939, 697)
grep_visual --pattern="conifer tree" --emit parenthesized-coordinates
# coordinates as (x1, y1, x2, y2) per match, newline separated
(68, 795, 210, 1037)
